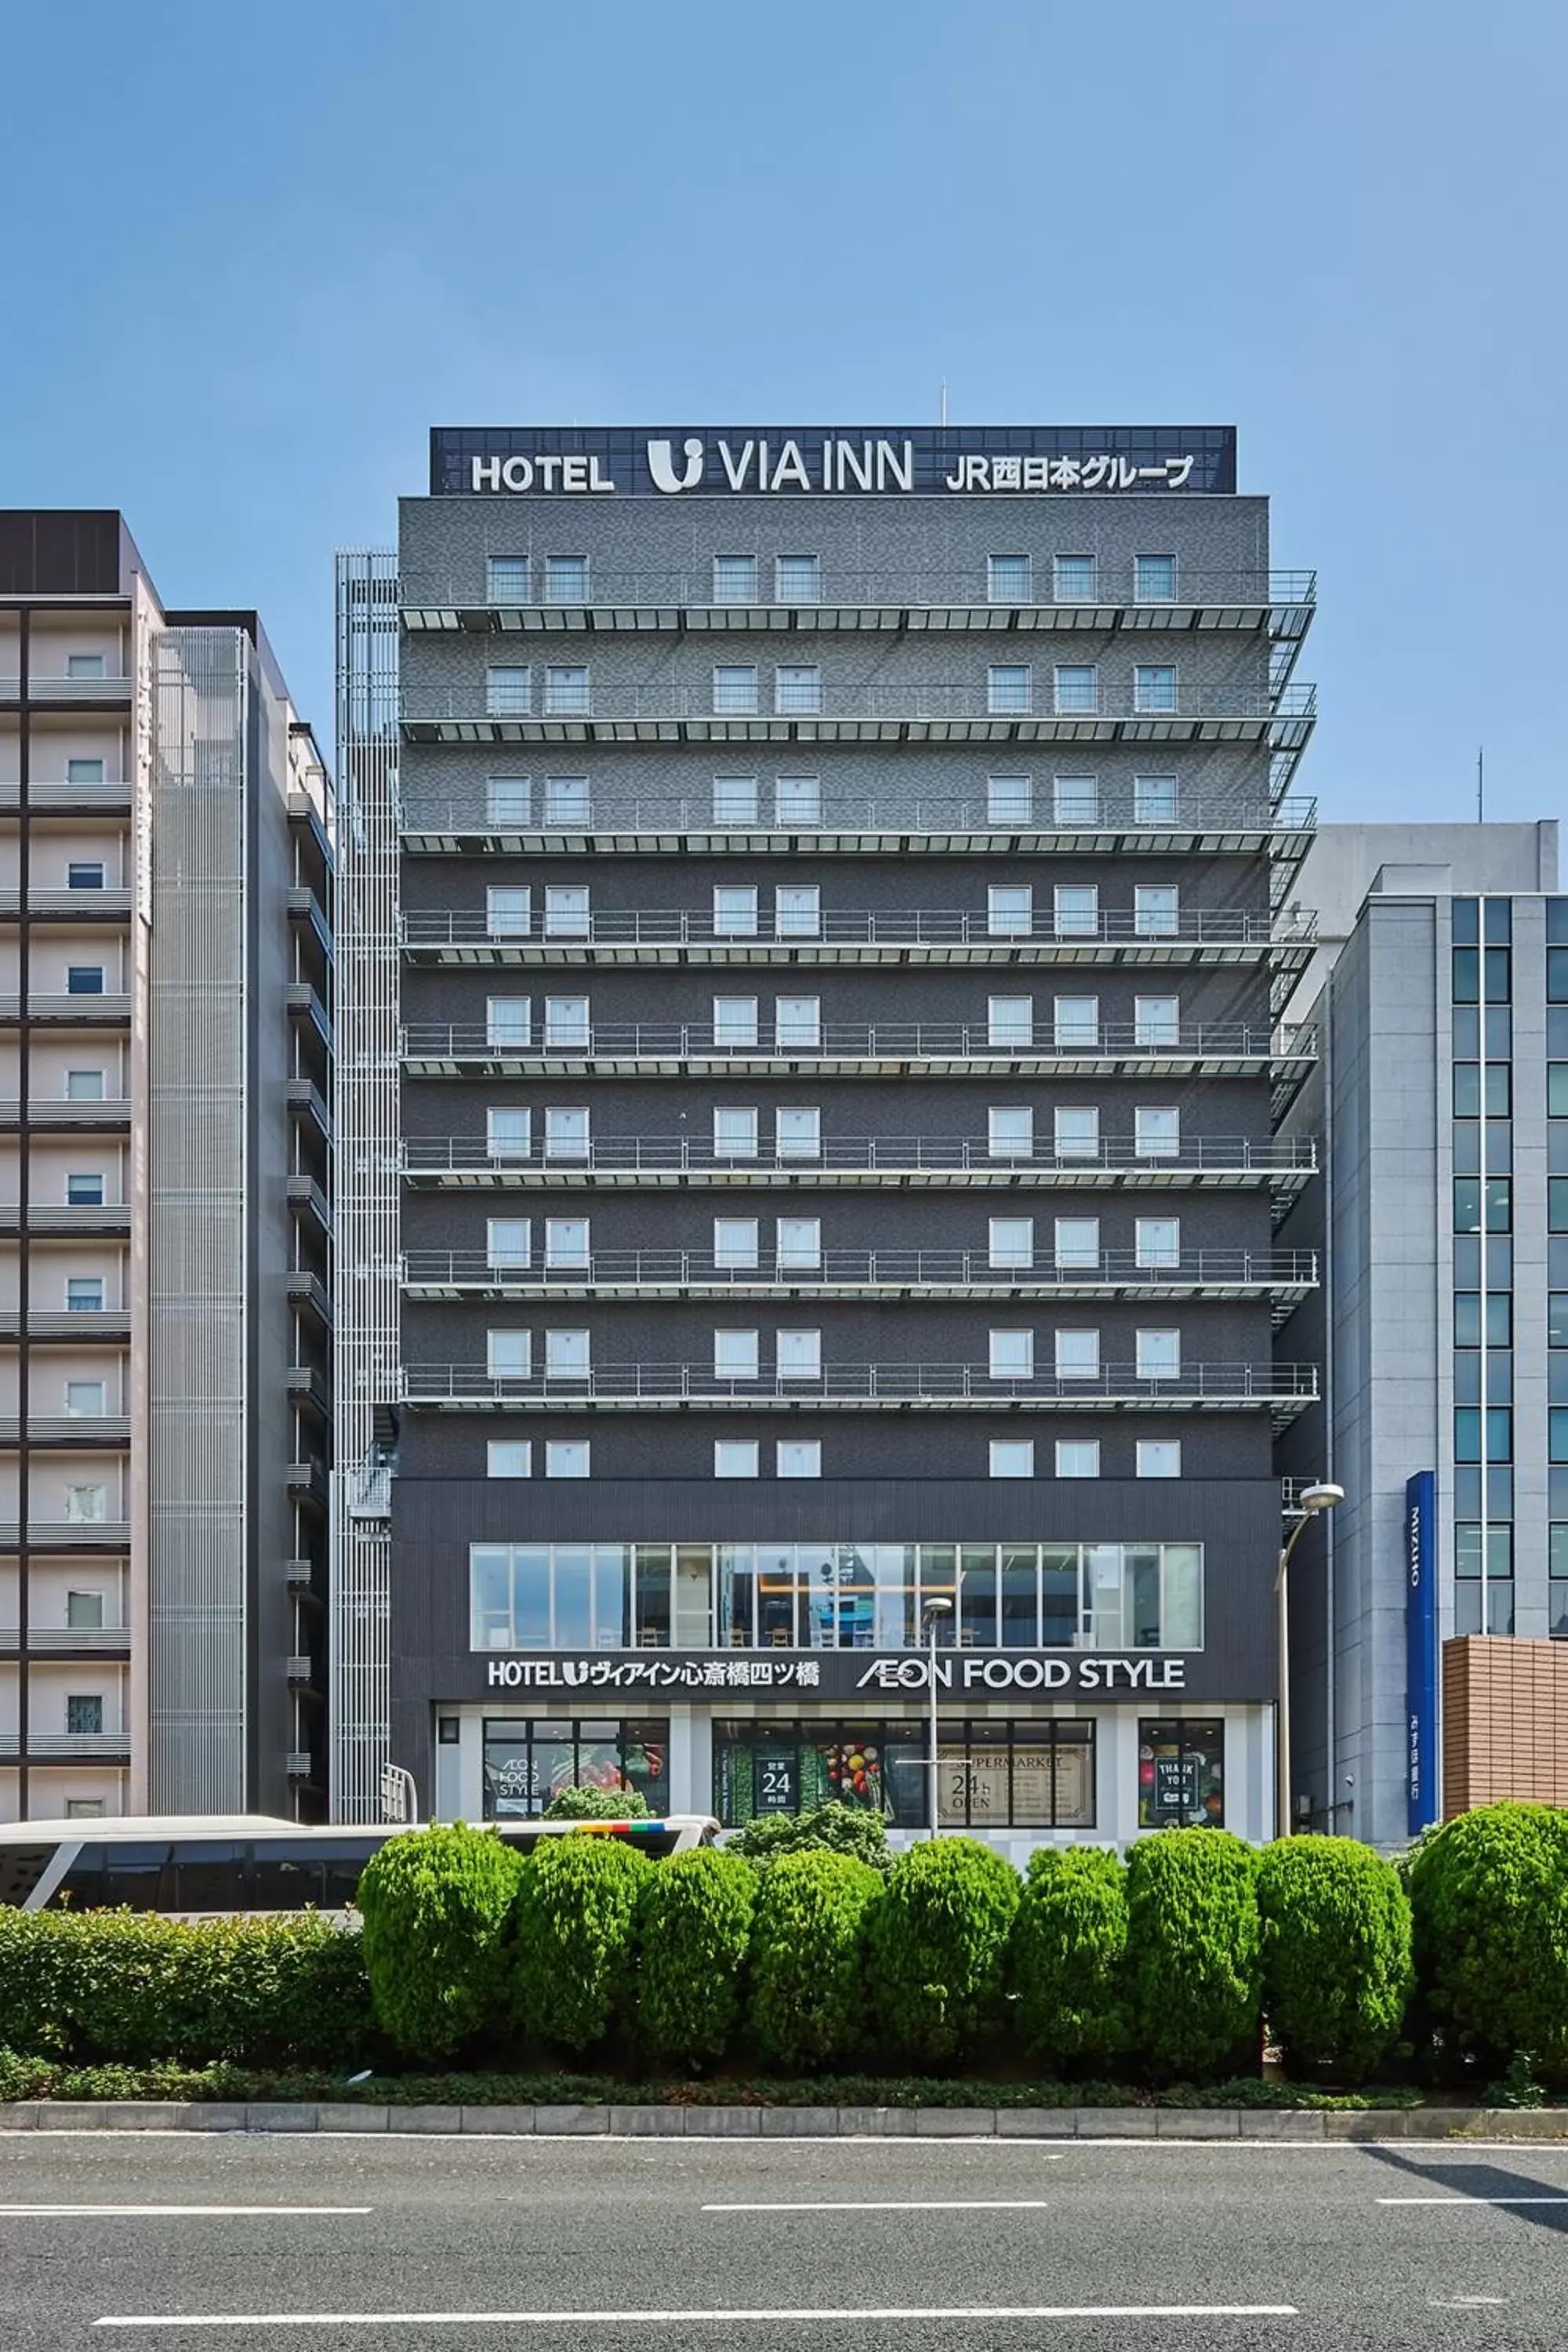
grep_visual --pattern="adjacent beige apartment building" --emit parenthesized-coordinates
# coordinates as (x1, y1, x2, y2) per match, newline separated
(0, 511, 333, 1823)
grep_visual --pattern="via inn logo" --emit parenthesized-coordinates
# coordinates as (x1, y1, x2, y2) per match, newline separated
(646, 436, 706, 493)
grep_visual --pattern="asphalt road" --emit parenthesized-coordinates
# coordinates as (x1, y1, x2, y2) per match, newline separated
(5, 2129, 1568, 2351)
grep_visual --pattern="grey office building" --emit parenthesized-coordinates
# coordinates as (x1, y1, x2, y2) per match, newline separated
(0, 513, 335, 1824)
(332, 425, 1319, 1852)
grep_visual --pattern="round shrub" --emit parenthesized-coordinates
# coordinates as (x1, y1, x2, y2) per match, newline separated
(635, 1847, 756, 2070)
(1409, 1802, 1568, 2082)
(1125, 1828, 1261, 2082)
(510, 1835, 652, 2053)
(867, 1837, 1020, 2067)
(731, 1802, 891, 1873)
(543, 1785, 650, 1821)
(748, 1848, 885, 2069)
(357, 1824, 524, 2061)
(1010, 1845, 1128, 2070)
(1256, 1836, 1413, 2082)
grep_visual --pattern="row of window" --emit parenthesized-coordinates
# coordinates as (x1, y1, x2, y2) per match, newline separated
(477, 1105, 1190, 1162)
(471, 992, 1198, 1052)
(1454, 1410, 1568, 1462)
(476, 776, 1189, 830)
(470, 1214, 1191, 1273)
(483, 662, 1189, 719)
(482, 1436, 1179, 1484)
(482, 554, 1186, 609)
(479, 1326, 1191, 1384)
(479, 878, 1185, 939)
(1455, 1176, 1568, 1233)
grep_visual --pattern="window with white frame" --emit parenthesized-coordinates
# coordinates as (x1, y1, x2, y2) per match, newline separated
(1054, 1216, 1101, 1269)
(67, 758, 105, 783)
(1054, 554, 1097, 602)
(487, 1217, 533, 1268)
(544, 556, 590, 604)
(66, 1069, 106, 1102)
(715, 1439, 760, 1478)
(1053, 773, 1100, 823)
(986, 774, 1033, 825)
(1053, 882, 1099, 938)
(488, 1441, 534, 1479)
(486, 997, 532, 1048)
(988, 663, 1032, 715)
(988, 995, 1033, 1047)
(1134, 663, 1178, 715)
(713, 776, 759, 824)
(713, 556, 759, 604)
(715, 1330, 760, 1381)
(67, 967, 105, 998)
(713, 884, 759, 937)
(713, 665, 759, 715)
(487, 885, 532, 938)
(1136, 1329, 1181, 1380)
(545, 1218, 590, 1269)
(66, 1379, 105, 1417)
(67, 1173, 104, 1206)
(775, 556, 821, 604)
(1054, 666, 1098, 716)
(777, 1438, 822, 1479)
(989, 1215, 1035, 1269)
(487, 558, 532, 603)
(487, 1107, 532, 1160)
(1055, 1439, 1101, 1479)
(775, 664, 821, 715)
(544, 884, 589, 937)
(988, 554, 1033, 604)
(488, 1330, 532, 1379)
(989, 1438, 1035, 1478)
(1055, 1330, 1101, 1380)
(67, 1276, 104, 1311)
(776, 1106, 822, 1159)
(714, 1105, 759, 1159)
(65, 1483, 108, 1522)
(1134, 555, 1178, 603)
(1054, 995, 1099, 1048)
(989, 1329, 1034, 1380)
(487, 776, 532, 826)
(1134, 884, 1180, 938)
(775, 995, 821, 1048)
(1134, 994, 1181, 1048)
(543, 996, 590, 1050)
(1054, 1105, 1100, 1159)
(486, 665, 531, 716)
(1135, 1105, 1181, 1160)
(777, 1329, 822, 1380)
(713, 996, 759, 1047)
(775, 1215, 821, 1269)
(988, 1105, 1033, 1158)
(1134, 774, 1180, 824)
(987, 884, 1033, 937)
(1135, 1216, 1181, 1269)
(546, 1329, 590, 1378)
(775, 884, 820, 938)
(544, 775, 590, 826)
(1137, 1439, 1182, 1478)
(713, 1216, 760, 1266)
(544, 1106, 590, 1160)
(776, 775, 822, 826)
(546, 1440, 590, 1479)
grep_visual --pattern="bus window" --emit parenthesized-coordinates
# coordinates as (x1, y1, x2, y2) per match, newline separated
(53, 1843, 110, 1908)
(316, 1842, 372, 1911)
(249, 1845, 327, 1911)
(0, 1844, 55, 1907)
(169, 1843, 245, 1913)
(55, 1842, 172, 1911)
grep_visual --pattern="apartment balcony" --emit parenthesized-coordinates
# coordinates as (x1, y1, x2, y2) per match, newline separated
(287, 883, 333, 961)
(402, 904, 1317, 971)
(0, 1097, 132, 1134)
(401, 1017, 1315, 1086)
(0, 1414, 129, 1449)
(0, 1732, 132, 1762)
(0, 887, 133, 923)
(0, 1308, 130, 1343)
(287, 1268, 332, 1332)
(286, 1076, 332, 1144)
(403, 1245, 1321, 1324)
(401, 1132, 1318, 1201)
(286, 1457, 330, 1510)
(286, 1363, 332, 1417)
(0, 1519, 130, 1552)
(0, 1624, 132, 1659)
(400, 567, 1316, 647)
(399, 787, 1319, 860)
(285, 1174, 332, 1237)
(285, 980, 333, 1051)
(403, 1358, 1319, 1428)
(0, 672, 132, 710)
(0, 993, 132, 1028)
(0, 1202, 132, 1237)
(0, 781, 134, 818)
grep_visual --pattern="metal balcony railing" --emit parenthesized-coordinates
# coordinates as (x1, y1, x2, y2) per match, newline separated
(405, 681, 1317, 731)
(400, 790, 1319, 842)
(402, 1245, 1320, 1294)
(401, 906, 1317, 956)
(401, 566, 1318, 617)
(404, 1359, 1319, 1410)
(0, 673, 132, 704)
(401, 1134, 1319, 1181)
(401, 1018, 1316, 1070)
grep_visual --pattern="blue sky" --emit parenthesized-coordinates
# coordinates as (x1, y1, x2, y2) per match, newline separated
(5, 0, 1564, 825)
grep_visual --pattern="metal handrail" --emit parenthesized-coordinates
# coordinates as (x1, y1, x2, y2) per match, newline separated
(401, 1134, 1319, 1177)
(400, 567, 1319, 613)
(402, 1246, 1321, 1290)
(401, 906, 1317, 951)
(410, 682, 1318, 727)
(403, 1359, 1319, 1405)
(401, 1019, 1316, 1063)
(400, 793, 1320, 838)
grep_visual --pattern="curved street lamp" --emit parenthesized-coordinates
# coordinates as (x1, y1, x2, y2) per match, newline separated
(1276, 1482, 1345, 1839)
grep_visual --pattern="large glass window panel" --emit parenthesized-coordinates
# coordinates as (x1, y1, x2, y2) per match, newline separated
(1041, 1545, 1080, 1642)
(1138, 1719, 1225, 1828)
(1127, 1545, 1163, 1646)
(959, 1545, 997, 1646)
(1163, 1545, 1203, 1646)
(513, 1548, 550, 1649)
(1000, 1543, 1039, 1647)
(633, 1545, 672, 1646)
(471, 1547, 513, 1648)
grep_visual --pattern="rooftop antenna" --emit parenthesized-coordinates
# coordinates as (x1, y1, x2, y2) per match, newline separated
(1477, 746, 1485, 823)
(939, 380, 948, 428)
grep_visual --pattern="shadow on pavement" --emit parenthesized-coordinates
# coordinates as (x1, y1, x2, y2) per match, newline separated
(1360, 2138, 1568, 2237)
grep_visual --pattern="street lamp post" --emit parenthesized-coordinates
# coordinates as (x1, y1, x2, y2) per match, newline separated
(1276, 1482, 1345, 1840)
(923, 1596, 953, 1838)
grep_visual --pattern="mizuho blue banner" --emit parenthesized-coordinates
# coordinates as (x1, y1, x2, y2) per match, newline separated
(1406, 1470, 1439, 1835)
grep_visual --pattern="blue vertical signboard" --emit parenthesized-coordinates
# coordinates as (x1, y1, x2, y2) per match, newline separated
(1406, 1472, 1439, 1835)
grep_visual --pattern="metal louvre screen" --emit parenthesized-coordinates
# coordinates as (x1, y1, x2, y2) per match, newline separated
(330, 552, 401, 1820)
(147, 627, 249, 1810)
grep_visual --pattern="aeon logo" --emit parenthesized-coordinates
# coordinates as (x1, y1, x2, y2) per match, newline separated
(646, 437, 706, 494)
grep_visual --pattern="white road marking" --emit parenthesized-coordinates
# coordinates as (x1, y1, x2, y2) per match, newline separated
(702, 2197, 1056, 2212)
(0, 2205, 371, 2218)
(1432, 2298, 1510, 2307)
(1378, 2194, 1568, 2206)
(95, 2307, 1299, 2330)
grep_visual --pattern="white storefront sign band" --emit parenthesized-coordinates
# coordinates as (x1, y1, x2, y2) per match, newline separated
(482, 1650, 1188, 1696)
(467, 437, 1200, 498)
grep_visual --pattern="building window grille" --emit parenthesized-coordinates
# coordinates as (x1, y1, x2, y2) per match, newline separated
(987, 775, 1033, 825)
(544, 557, 590, 604)
(1134, 775, 1179, 824)
(713, 557, 759, 604)
(1134, 664, 1178, 715)
(987, 555, 1033, 604)
(713, 666, 759, 715)
(1134, 555, 1178, 602)
(775, 665, 822, 716)
(775, 557, 821, 604)
(543, 666, 590, 717)
(1053, 775, 1099, 824)
(1054, 556, 1097, 603)
(486, 666, 531, 717)
(988, 664, 1032, 715)
(487, 559, 532, 604)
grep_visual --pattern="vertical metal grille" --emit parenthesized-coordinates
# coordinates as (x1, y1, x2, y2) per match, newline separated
(329, 552, 401, 1820)
(147, 627, 249, 1810)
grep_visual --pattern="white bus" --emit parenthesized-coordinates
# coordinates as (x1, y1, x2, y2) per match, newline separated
(0, 1813, 719, 1915)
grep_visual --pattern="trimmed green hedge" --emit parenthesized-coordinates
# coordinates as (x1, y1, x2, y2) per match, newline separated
(358, 1824, 524, 2062)
(1011, 1846, 1128, 2069)
(511, 1835, 651, 2053)
(543, 1786, 651, 1821)
(1409, 1802, 1568, 2082)
(635, 1848, 756, 2069)
(1126, 1829, 1261, 2081)
(748, 1848, 885, 2068)
(869, 1837, 1020, 2065)
(1257, 1835, 1413, 2082)
(731, 1802, 891, 1872)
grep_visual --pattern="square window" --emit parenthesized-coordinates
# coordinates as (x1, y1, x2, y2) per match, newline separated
(1054, 995, 1099, 1047)
(776, 775, 822, 826)
(543, 665, 590, 716)
(1134, 775, 1179, 824)
(713, 666, 759, 715)
(487, 777, 532, 826)
(713, 885, 759, 937)
(1137, 1439, 1182, 1478)
(67, 862, 105, 891)
(544, 557, 590, 604)
(1053, 884, 1099, 938)
(777, 1329, 822, 1379)
(488, 1441, 533, 1479)
(775, 884, 820, 938)
(1053, 774, 1100, 823)
(1134, 885, 1179, 938)
(714, 1106, 760, 1159)
(1054, 1217, 1100, 1269)
(777, 1439, 822, 1479)
(776, 1216, 821, 1269)
(988, 664, 1032, 715)
(486, 665, 532, 716)
(1056, 1439, 1101, 1479)
(1054, 666, 1098, 715)
(1135, 995, 1181, 1047)
(67, 653, 106, 680)
(713, 996, 759, 1047)
(713, 1217, 760, 1268)
(715, 1330, 760, 1381)
(66, 1379, 105, 1416)
(713, 557, 759, 604)
(487, 1108, 532, 1160)
(989, 1105, 1033, 1158)
(1056, 1330, 1101, 1380)
(66, 1070, 105, 1102)
(988, 995, 1033, 1047)
(1135, 1106, 1180, 1160)
(67, 1173, 104, 1206)
(715, 1439, 760, 1478)
(544, 1218, 590, 1269)
(66, 1796, 105, 1817)
(487, 997, 532, 1047)
(1134, 555, 1178, 603)
(487, 1330, 532, 1379)
(1137, 1329, 1181, 1379)
(775, 665, 822, 715)
(775, 995, 821, 1047)
(988, 555, 1033, 604)
(987, 775, 1033, 825)
(543, 885, 588, 938)
(545, 1329, 590, 1378)
(1136, 1217, 1181, 1269)
(990, 1439, 1035, 1478)
(67, 757, 105, 784)
(66, 1590, 105, 1630)
(487, 558, 532, 603)
(1054, 1105, 1100, 1160)
(67, 1276, 104, 1311)
(989, 1216, 1035, 1269)
(775, 557, 821, 604)
(776, 1107, 822, 1158)
(66, 1693, 104, 1735)
(487, 1218, 532, 1268)
(988, 884, 1033, 937)
(543, 776, 590, 826)
(713, 776, 759, 824)
(546, 1440, 590, 1479)
(67, 967, 105, 995)
(1054, 555, 1097, 602)
(1134, 664, 1178, 714)
(65, 1483, 107, 1523)
(543, 1106, 590, 1160)
(488, 885, 532, 938)
(989, 1330, 1034, 1380)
